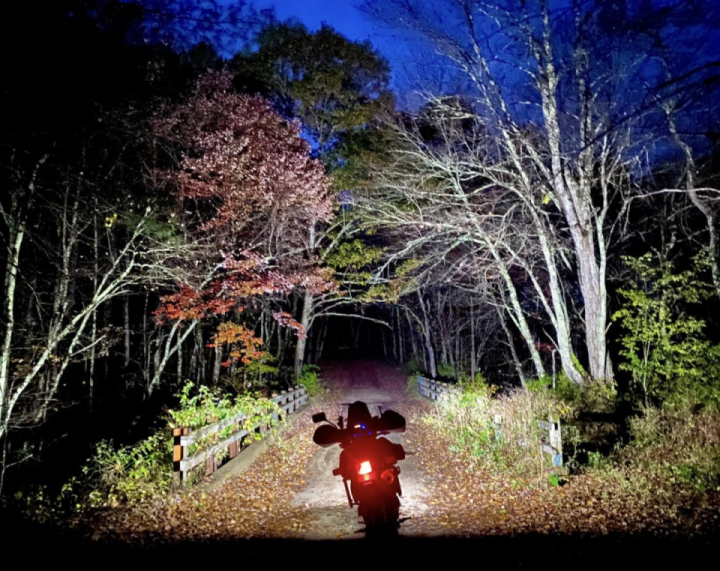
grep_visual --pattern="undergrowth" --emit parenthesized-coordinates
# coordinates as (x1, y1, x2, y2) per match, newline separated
(424, 377, 566, 485)
(587, 403, 720, 495)
(9, 382, 284, 523)
(298, 364, 322, 397)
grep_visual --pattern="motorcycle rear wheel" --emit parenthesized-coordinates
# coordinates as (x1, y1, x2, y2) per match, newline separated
(362, 497, 400, 538)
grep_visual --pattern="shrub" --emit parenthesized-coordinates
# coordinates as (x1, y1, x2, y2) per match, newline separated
(436, 362, 456, 379)
(612, 252, 720, 407)
(407, 375, 419, 396)
(169, 382, 279, 432)
(298, 364, 322, 397)
(579, 403, 720, 495)
(458, 370, 488, 393)
(12, 382, 285, 520)
(87, 383, 283, 506)
(424, 383, 562, 483)
(622, 403, 720, 493)
(8, 432, 174, 522)
(404, 354, 424, 375)
(85, 432, 173, 506)
(223, 355, 280, 393)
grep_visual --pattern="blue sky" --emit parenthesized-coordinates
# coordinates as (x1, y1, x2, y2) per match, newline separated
(252, 1, 380, 44)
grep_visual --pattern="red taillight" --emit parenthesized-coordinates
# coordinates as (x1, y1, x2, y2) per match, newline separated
(381, 469, 395, 484)
(357, 460, 374, 483)
(358, 461, 372, 475)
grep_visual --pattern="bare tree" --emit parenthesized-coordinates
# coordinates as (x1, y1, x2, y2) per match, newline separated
(361, 0, 720, 382)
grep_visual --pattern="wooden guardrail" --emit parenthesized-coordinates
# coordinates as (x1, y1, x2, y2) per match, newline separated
(172, 385, 308, 484)
(416, 375, 562, 466)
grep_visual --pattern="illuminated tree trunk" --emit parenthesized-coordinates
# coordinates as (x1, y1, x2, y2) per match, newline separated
(294, 289, 314, 377)
(417, 291, 437, 378)
(497, 305, 526, 387)
(146, 319, 199, 397)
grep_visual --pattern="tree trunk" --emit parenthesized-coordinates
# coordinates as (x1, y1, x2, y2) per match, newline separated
(212, 344, 222, 385)
(497, 306, 526, 387)
(537, 8, 606, 381)
(406, 309, 418, 359)
(417, 291, 437, 378)
(496, 261, 546, 379)
(0, 155, 47, 440)
(0, 218, 26, 438)
(294, 289, 314, 377)
(89, 200, 99, 407)
(123, 294, 131, 369)
(279, 294, 298, 365)
(395, 307, 403, 362)
(315, 319, 328, 362)
(176, 335, 183, 382)
(667, 110, 720, 300)
(103, 301, 112, 381)
(147, 320, 199, 397)
(470, 300, 477, 381)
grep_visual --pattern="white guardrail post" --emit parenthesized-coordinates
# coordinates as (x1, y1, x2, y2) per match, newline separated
(537, 414, 563, 466)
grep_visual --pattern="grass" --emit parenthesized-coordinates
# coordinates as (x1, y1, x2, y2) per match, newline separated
(423, 384, 563, 484)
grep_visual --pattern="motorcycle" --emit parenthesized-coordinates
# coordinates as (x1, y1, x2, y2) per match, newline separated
(312, 401, 406, 537)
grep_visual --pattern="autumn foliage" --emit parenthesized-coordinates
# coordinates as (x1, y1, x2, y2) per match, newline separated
(153, 71, 335, 364)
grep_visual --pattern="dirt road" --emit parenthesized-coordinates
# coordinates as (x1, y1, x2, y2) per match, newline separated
(292, 360, 432, 539)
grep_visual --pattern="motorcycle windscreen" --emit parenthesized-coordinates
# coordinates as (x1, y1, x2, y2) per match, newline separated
(376, 410, 406, 433)
(313, 424, 343, 447)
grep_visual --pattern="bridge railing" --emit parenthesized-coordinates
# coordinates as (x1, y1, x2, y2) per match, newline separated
(417, 376, 462, 401)
(172, 385, 307, 484)
(416, 375, 562, 466)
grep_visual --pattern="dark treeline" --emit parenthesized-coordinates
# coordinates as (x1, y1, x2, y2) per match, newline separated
(2, 0, 720, 498)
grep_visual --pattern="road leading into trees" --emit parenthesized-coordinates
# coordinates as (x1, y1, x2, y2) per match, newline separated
(290, 360, 434, 539)
(91, 360, 441, 543)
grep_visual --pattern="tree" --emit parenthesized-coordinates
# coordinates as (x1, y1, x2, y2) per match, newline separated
(232, 22, 394, 156)
(127, 0, 274, 54)
(150, 71, 335, 393)
(232, 23, 395, 375)
(361, 0, 720, 383)
(0, 0, 190, 442)
(0, 136, 177, 441)
(613, 252, 719, 405)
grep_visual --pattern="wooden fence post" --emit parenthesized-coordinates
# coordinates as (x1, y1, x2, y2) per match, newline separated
(229, 419, 239, 460)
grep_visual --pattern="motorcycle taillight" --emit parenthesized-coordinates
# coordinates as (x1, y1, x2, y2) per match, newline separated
(357, 460, 374, 483)
(358, 461, 372, 475)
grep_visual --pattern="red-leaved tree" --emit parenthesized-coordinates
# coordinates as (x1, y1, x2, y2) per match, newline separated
(149, 71, 335, 393)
